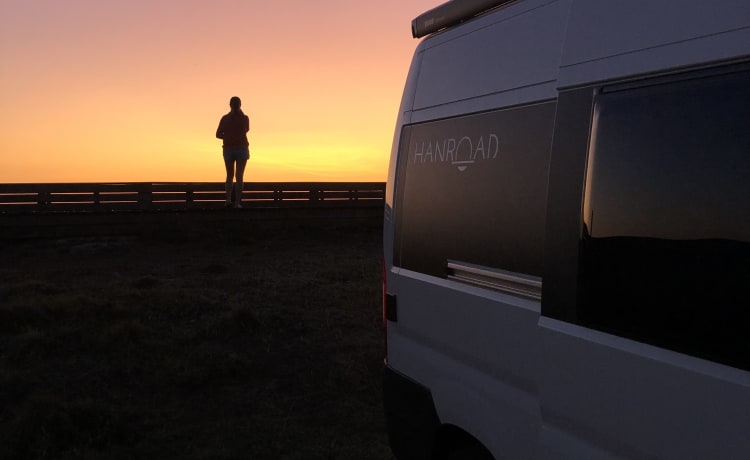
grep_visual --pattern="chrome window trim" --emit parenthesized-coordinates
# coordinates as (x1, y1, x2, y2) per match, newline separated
(447, 260, 542, 300)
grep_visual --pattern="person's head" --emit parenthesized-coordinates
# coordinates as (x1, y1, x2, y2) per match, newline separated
(229, 96, 242, 112)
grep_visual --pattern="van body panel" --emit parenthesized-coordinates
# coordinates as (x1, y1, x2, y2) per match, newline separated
(409, 81, 559, 125)
(387, 269, 542, 384)
(385, 269, 544, 457)
(389, 332, 540, 459)
(559, 1, 750, 87)
(537, 318, 750, 460)
(384, 1, 750, 458)
(387, 269, 542, 459)
(413, 0, 569, 111)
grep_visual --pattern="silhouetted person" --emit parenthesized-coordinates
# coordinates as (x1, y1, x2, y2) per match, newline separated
(216, 96, 250, 208)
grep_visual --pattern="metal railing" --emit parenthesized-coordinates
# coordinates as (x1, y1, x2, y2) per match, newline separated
(0, 182, 385, 213)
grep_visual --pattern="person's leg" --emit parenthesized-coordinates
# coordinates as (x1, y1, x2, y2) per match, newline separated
(224, 156, 235, 206)
(234, 157, 248, 208)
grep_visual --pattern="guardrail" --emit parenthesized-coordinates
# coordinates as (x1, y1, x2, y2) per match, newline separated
(0, 182, 385, 213)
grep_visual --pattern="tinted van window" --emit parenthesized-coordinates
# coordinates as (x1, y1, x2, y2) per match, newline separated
(394, 101, 556, 278)
(580, 70, 750, 370)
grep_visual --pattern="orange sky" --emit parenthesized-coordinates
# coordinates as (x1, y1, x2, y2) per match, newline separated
(0, 0, 439, 183)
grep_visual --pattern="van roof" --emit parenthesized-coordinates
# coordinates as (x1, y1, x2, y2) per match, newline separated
(412, 0, 516, 38)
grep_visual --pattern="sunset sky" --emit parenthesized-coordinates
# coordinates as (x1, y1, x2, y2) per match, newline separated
(0, 0, 439, 183)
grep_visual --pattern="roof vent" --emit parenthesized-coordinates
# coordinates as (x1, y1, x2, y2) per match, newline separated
(412, 0, 516, 38)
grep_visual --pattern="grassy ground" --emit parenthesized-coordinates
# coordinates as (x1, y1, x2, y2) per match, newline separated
(0, 215, 390, 459)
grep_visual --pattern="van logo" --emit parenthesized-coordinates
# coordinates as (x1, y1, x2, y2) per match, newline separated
(412, 134, 499, 172)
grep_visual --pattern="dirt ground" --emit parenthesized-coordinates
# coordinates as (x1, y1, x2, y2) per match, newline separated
(0, 211, 392, 459)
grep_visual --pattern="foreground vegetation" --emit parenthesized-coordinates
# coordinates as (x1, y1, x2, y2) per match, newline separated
(0, 216, 389, 459)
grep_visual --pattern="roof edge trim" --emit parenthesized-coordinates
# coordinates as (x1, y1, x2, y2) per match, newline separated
(412, 0, 517, 38)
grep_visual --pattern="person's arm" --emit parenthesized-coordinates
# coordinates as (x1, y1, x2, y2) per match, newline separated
(244, 115, 249, 133)
(216, 117, 225, 139)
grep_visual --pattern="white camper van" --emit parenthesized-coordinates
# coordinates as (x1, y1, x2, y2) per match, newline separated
(382, 0, 750, 459)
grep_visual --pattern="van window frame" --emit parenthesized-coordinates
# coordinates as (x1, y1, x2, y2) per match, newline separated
(543, 61, 750, 371)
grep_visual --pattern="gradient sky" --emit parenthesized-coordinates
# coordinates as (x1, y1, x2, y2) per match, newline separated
(0, 0, 439, 183)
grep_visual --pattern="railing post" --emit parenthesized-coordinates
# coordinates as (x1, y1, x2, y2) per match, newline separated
(310, 187, 322, 203)
(186, 184, 194, 207)
(138, 183, 153, 209)
(37, 189, 50, 207)
(234, 183, 243, 207)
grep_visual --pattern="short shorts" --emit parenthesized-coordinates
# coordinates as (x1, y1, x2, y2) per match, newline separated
(223, 148, 250, 162)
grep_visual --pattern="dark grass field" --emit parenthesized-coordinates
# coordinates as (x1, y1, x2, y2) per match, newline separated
(0, 212, 392, 459)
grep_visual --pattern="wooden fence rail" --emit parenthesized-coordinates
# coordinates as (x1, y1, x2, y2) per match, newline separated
(0, 182, 385, 213)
